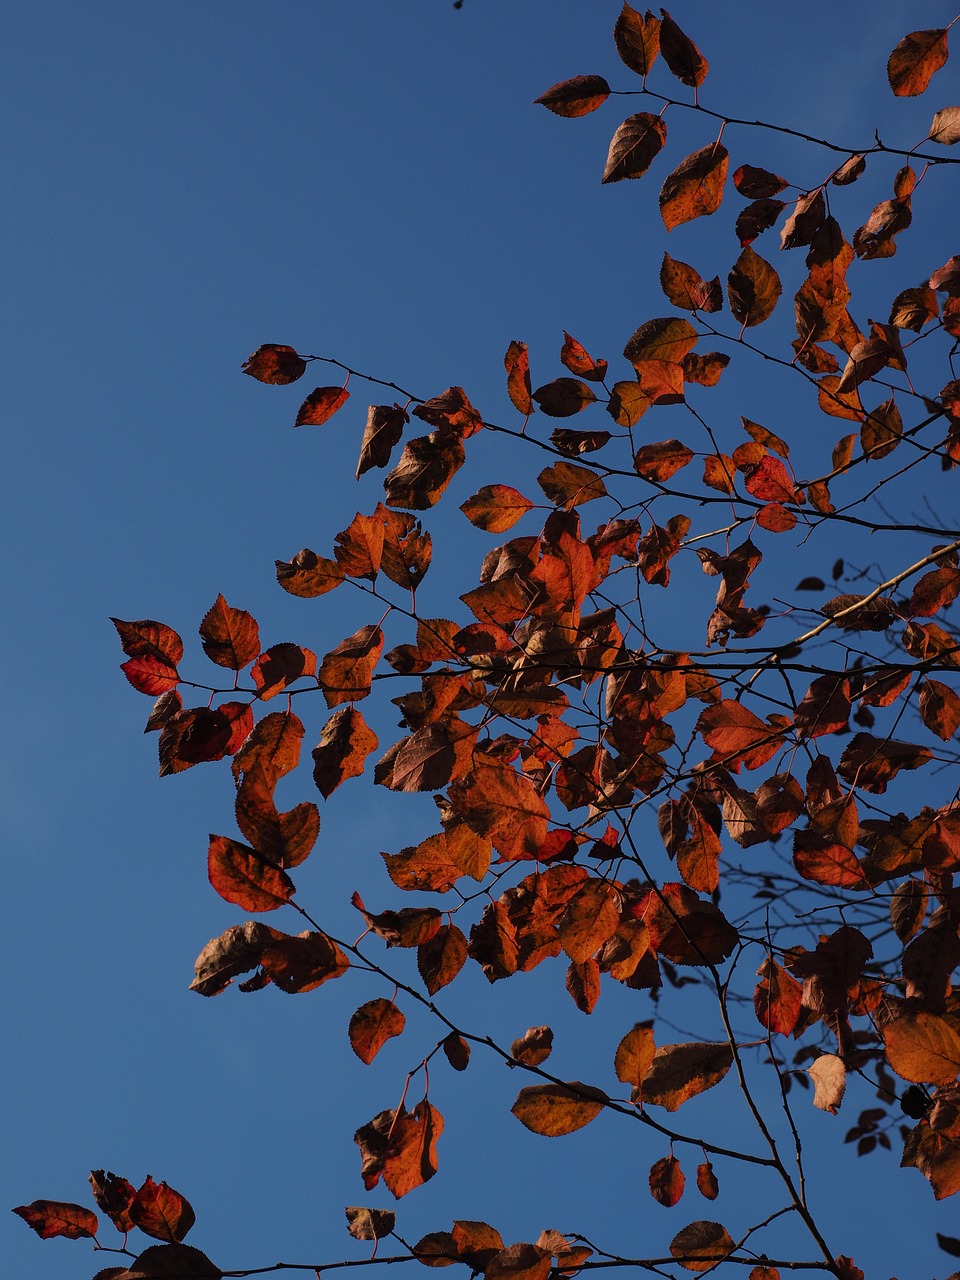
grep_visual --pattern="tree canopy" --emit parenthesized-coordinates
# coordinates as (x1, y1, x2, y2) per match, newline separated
(13, 6, 960, 1280)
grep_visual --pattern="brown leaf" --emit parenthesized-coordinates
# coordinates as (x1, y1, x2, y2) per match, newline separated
(887, 28, 948, 96)
(754, 956, 803, 1036)
(735, 198, 785, 247)
(295, 385, 350, 427)
(808, 1054, 846, 1114)
(535, 75, 611, 118)
(614, 4, 660, 77)
(111, 1242, 221, 1278)
(242, 343, 306, 384)
(660, 144, 728, 231)
(727, 246, 781, 326)
(601, 113, 667, 183)
(90, 1171, 138, 1234)
(920, 680, 960, 741)
(511, 1082, 607, 1135)
(384, 431, 465, 510)
(697, 700, 786, 772)
(837, 733, 933, 794)
(357, 405, 409, 478)
(276, 548, 345, 598)
(538, 460, 607, 508)
(251, 643, 317, 701)
(566, 958, 601, 1014)
(658, 10, 708, 87)
(414, 387, 484, 438)
(345, 1207, 396, 1241)
(891, 878, 929, 943)
(207, 836, 294, 912)
(260, 930, 350, 992)
(349, 998, 406, 1064)
(634, 439, 694, 482)
(511, 1025, 554, 1067)
(232, 709, 304, 784)
(660, 254, 722, 312)
(532, 378, 597, 417)
(669, 1220, 734, 1272)
(733, 165, 787, 198)
(190, 921, 284, 997)
(448, 759, 549, 861)
(780, 189, 825, 250)
(442, 1033, 471, 1072)
(13, 1200, 99, 1240)
(641, 1042, 733, 1111)
(485, 1243, 552, 1280)
(158, 707, 232, 774)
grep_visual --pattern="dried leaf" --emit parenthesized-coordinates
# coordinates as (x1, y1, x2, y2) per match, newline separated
(511, 1082, 607, 1135)
(601, 113, 667, 183)
(809, 1054, 846, 1114)
(660, 144, 728, 231)
(535, 75, 611, 118)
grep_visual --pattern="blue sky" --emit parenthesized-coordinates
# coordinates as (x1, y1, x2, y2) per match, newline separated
(5, 3, 960, 1278)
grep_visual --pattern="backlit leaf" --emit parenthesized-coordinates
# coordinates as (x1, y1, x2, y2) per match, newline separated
(418, 924, 468, 995)
(511, 1082, 606, 1135)
(658, 11, 708, 87)
(242, 343, 306, 384)
(659, 144, 727, 231)
(319, 624, 384, 708)
(295, 385, 349, 427)
(535, 75, 611, 118)
(884, 1010, 960, 1084)
(259, 930, 350, 992)
(808, 1054, 846, 1114)
(601, 113, 667, 183)
(614, 1022, 655, 1087)
(207, 836, 294, 912)
(887, 28, 948, 96)
(504, 341, 533, 415)
(649, 1155, 685, 1206)
(727, 246, 781, 326)
(199, 595, 260, 670)
(538, 461, 607, 508)
(461, 485, 535, 532)
(345, 1207, 396, 1242)
(614, 4, 660, 78)
(131, 1177, 195, 1244)
(349, 998, 406, 1064)
(357, 405, 408, 478)
(251, 643, 316, 701)
(276, 548, 345, 598)
(669, 1220, 735, 1272)
(13, 1200, 98, 1240)
(641, 1042, 733, 1111)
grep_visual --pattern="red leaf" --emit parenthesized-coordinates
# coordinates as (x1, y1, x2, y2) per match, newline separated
(649, 1155, 685, 1207)
(199, 594, 260, 670)
(131, 1176, 195, 1244)
(242, 344, 306, 384)
(295, 384, 350, 427)
(535, 75, 611, 118)
(13, 1200, 98, 1240)
(207, 835, 295, 911)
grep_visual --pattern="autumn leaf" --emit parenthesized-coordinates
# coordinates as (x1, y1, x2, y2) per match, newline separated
(511, 1025, 554, 1068)
(242, 343, 306, 384)
(357, 405, 409, 478)
(669, 1220, 735, 1272)
(190, 921, 284, 997)
(641, 1042, 733, 1111)
(461, 485, 536, 533)
(207, 835, 294, 912)
(535, 75, 611, 118)
(884, 1010, 960, 1084)
(504, 341, 533, 415)
(511, 1082, 607, 1135)
(649, 1155, 685, 1206)
(887, 28, 948, 96)
(13, 1200, 99, 1240)
(727, 247, 781, 326)
(295, 384, 349, 427)
(658, 10, 708, 87)
(199, 595, 260, 670)
(601, 113, 667, 183)
(349, 998, 406, 1064)
(614, 4, 660, 78)
(131, 1176, 195, 1243)
(808, 1054, 846, 1114)
(659, 144, 728, 231)
(345, 1206, 396, 1241)
(533, 378, 597, 417)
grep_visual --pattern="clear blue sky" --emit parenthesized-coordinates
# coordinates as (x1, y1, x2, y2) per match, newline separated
(4, 3, 960, 1278)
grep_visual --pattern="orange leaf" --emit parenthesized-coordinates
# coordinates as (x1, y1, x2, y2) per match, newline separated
(660, 144, 728, 231)
(232, 709, 304, 784)
(449, 760, 550, 861)
(919, 679, 960, 740)
(131, 1176, 195, 1243)
(295, 384, 350, 427)
(887, 28, 948, 96)
(89, 1170, 137, 1234)
(312, 706, 379, 798)
(537, 460, 607, 508)
(560, 332, 607, 381)
(884, 1010, 960, 1084)
(276, 548, 345, 598)
(511, 1082, 607, 1135)
(614, 1022, 655, 1087)
(461, 484, 535, 533)
(535, 74, 611, 118)
(207, 835, 294, 912)
(753, 957, 802, 1035)
(319, 624, 384, 708)
(696, 700, 787, 772)
(418, 924, 468, 995)
(199, 594, 260, 670)
(634, 439, 694, 482)
(349, 998, 406, 1064)
(641, 1042, 733, 1111)
(504, 341, 533, 415)
(660, 254, 722, 312)
(558, 879, 620, 963)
